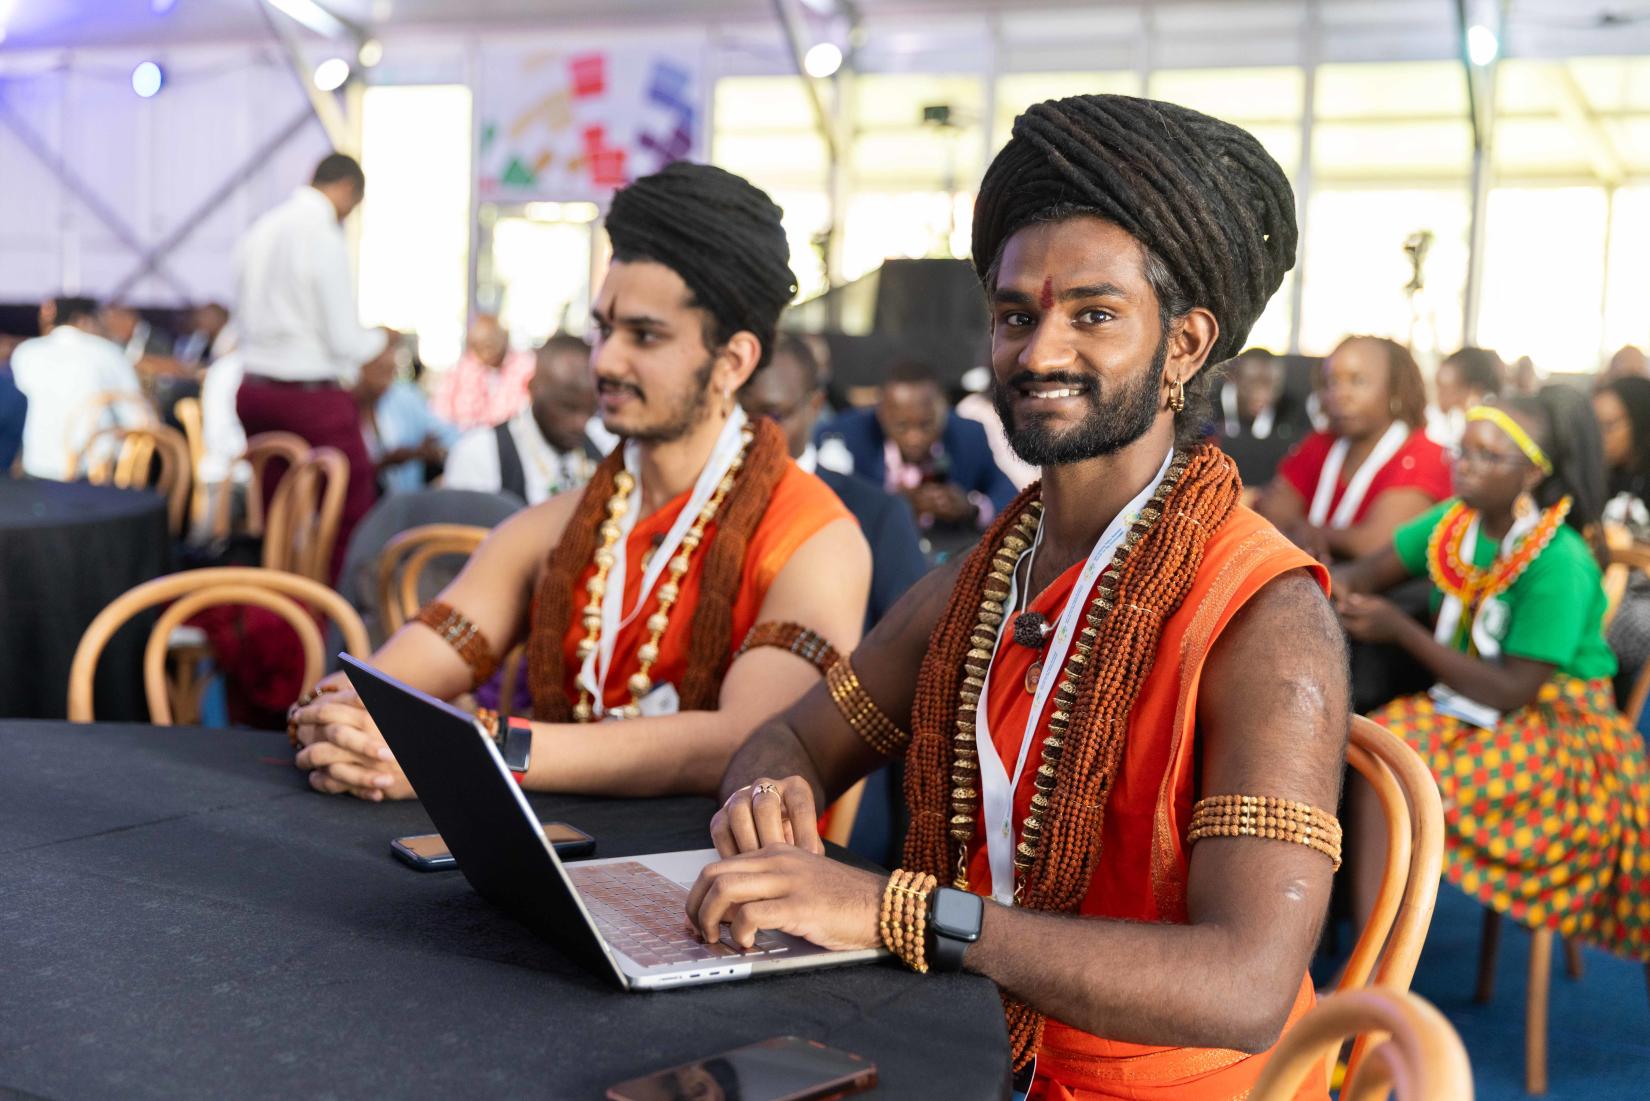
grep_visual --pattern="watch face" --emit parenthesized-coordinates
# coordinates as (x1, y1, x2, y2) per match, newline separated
(933, 888, 983, 939)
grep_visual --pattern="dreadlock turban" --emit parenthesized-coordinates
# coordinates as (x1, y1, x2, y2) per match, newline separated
(972, 94, 1298, 366)
(605, 161, 798, 370)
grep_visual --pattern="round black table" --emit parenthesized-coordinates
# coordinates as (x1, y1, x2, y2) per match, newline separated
(0, 722, 1012, 1099)
(0, 479, 172, 719)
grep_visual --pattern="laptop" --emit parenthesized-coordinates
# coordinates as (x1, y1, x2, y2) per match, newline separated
(340, 654, 885, 990)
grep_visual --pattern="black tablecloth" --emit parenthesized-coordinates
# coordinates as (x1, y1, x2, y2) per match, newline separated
(0, 479, 172, 719)
(0, 722, 1011, 1099)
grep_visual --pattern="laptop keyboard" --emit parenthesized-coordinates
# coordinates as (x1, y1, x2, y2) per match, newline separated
(568, 860, 789, 969)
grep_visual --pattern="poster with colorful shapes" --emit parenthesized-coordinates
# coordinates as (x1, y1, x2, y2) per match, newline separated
(477, 36, 706, 203)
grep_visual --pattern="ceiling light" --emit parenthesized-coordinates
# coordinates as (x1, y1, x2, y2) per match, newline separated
(357, 38, 383, 68)
(1467, 24, 1499, 66)
(132, 62, 165, 98)
(803, 42, 843, 79)
(313, 57, 351, 92)
(265, 0, 348, 38)
(0, 0, 15, 45)
(152, 0, 180, 12)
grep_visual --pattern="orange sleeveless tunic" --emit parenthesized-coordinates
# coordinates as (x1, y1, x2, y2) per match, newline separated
(559, 462, 851, 711)
(966, 506, 1331, 1101)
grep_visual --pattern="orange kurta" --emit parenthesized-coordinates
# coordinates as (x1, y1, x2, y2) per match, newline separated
(966, 506, 1331, 1101)
(561, 460, 851, 711)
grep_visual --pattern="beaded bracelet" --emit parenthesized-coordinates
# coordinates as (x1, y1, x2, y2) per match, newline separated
(733, 621, 842, 677)
(1186, 793, 1343, 871)
(412, 600, 500, 689)
(879, 868, 937, 972)
(826, 659, 910, 758)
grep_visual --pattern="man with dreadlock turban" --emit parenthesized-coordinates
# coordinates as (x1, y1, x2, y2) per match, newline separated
(288, 162, 869, 801)
(686, 95, 1348, 1101)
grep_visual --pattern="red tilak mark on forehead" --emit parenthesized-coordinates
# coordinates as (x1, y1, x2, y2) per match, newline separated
(1039, 277, 1054, 310)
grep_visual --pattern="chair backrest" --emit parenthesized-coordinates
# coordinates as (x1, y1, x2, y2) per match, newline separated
(1249, 988, 1473, 1101)
(61, 390, 154, 475)
(1337, 715, 1445, 996)
(264, 447, 349, 583)
(172, 396, 208, 534)
(374, 523, 490, 634)
(66, 566, 371, 724)
(214, 431, 310, 539)
(75, 424, 192, 536)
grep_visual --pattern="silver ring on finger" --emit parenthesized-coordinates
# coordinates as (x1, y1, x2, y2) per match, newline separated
(753, 782, 780, 798)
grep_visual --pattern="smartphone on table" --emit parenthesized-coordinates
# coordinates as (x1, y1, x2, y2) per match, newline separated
(606, 1036, 876, 1101)
(391, 821, 594, 870)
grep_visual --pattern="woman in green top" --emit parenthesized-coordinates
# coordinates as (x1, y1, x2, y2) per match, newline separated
(1334, 385, 1650, 962)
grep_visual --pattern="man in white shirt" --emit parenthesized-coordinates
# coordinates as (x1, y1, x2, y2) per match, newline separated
(10, 296, 149, 481)
(442, 333, 603, 505)
(234, 152, 394, 580)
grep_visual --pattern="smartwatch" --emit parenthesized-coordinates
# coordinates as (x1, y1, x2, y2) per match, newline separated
(927, 886, 983, 972)
(500, 715, 533, 782)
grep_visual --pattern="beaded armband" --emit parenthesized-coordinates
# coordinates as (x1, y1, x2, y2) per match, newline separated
(1186, 794, 1343, 871)
(412, 601, 500, 688)
(879, 868, 938, 973)
(733, 621, 842, 677)
(826, 659, 910, 758)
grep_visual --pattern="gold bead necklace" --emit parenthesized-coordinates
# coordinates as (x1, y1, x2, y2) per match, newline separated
(572, 427, 754, 722)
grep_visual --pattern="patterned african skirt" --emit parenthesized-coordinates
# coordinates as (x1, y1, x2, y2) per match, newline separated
(1370, 676, 1650, 961)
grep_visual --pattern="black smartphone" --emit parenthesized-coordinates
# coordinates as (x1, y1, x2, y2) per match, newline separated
(390, 821, 595, 870)
(606, 1036, 876, 1101)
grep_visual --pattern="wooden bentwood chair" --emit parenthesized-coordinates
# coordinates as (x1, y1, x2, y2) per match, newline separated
(262, 446, 349, 583)
(1250, 988, 1474, 1101)
(74, 423, 192, 536)
(67, 567, 370, 725)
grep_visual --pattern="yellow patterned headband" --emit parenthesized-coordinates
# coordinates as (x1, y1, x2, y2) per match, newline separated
(1466, 405, 1553, 475)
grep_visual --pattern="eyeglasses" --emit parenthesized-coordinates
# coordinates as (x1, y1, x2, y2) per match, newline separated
(1451, 448, 1530, 471)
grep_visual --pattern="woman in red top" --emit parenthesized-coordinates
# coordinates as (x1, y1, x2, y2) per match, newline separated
(1258, 335, 1451, 562)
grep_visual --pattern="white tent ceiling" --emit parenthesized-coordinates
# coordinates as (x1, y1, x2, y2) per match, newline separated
(6, 0, 1648, 52)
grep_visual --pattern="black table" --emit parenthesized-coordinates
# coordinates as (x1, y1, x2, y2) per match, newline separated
(0, 479, 172, 720)
(0, 722, 1011, 1099)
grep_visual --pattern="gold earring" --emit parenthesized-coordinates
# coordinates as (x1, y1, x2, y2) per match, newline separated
(1168, 378, 1186, 413)
(1515, 491, 1536, 519)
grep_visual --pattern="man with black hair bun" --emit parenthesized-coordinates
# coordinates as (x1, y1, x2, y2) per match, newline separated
(291, 162, 870, 802)
(690, 94, 1350, 1100)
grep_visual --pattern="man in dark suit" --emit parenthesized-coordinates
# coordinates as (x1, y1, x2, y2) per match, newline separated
(815, 358, 1018, 537)
(743, 337, 928, 632)
(741, 336, 928, 866)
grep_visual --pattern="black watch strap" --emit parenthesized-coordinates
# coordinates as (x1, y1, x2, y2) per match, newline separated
(927, 886, 983, 973)
(501, 716, 533, 779)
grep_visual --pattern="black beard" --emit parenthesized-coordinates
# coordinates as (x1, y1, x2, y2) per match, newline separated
(612, 354, 717, 444)
(992, 332, 1169, 466)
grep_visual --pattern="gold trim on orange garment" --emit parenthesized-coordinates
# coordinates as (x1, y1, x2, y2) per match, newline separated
(1150, 527, 1296, 919)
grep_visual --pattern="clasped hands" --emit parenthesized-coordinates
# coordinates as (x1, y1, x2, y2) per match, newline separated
(685, 776, 886, 955)
(287, 673, 415, 800)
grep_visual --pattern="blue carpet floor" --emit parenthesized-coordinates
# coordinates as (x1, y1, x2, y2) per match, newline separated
(1322, 882, 1649, 1098)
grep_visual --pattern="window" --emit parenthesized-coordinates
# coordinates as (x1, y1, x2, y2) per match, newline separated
(358, 84, 472, 369)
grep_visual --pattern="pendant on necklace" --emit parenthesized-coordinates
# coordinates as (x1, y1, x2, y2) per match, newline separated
(1012, 611, 1049, 648)
(1024, 659, 1043, 694)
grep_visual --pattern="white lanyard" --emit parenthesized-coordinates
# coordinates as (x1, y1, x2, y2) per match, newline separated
(1221, 386, 1274, 441)
(1308, 421, 1408, 529)
(973, 447, 1174, 906)
(1429, 507, 1538, 729)
(577, 407, 749, 716)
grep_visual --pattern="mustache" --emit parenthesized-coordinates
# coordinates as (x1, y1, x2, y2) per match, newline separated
(595, 376, 644, 400)
(995, 370, 1097, 395)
